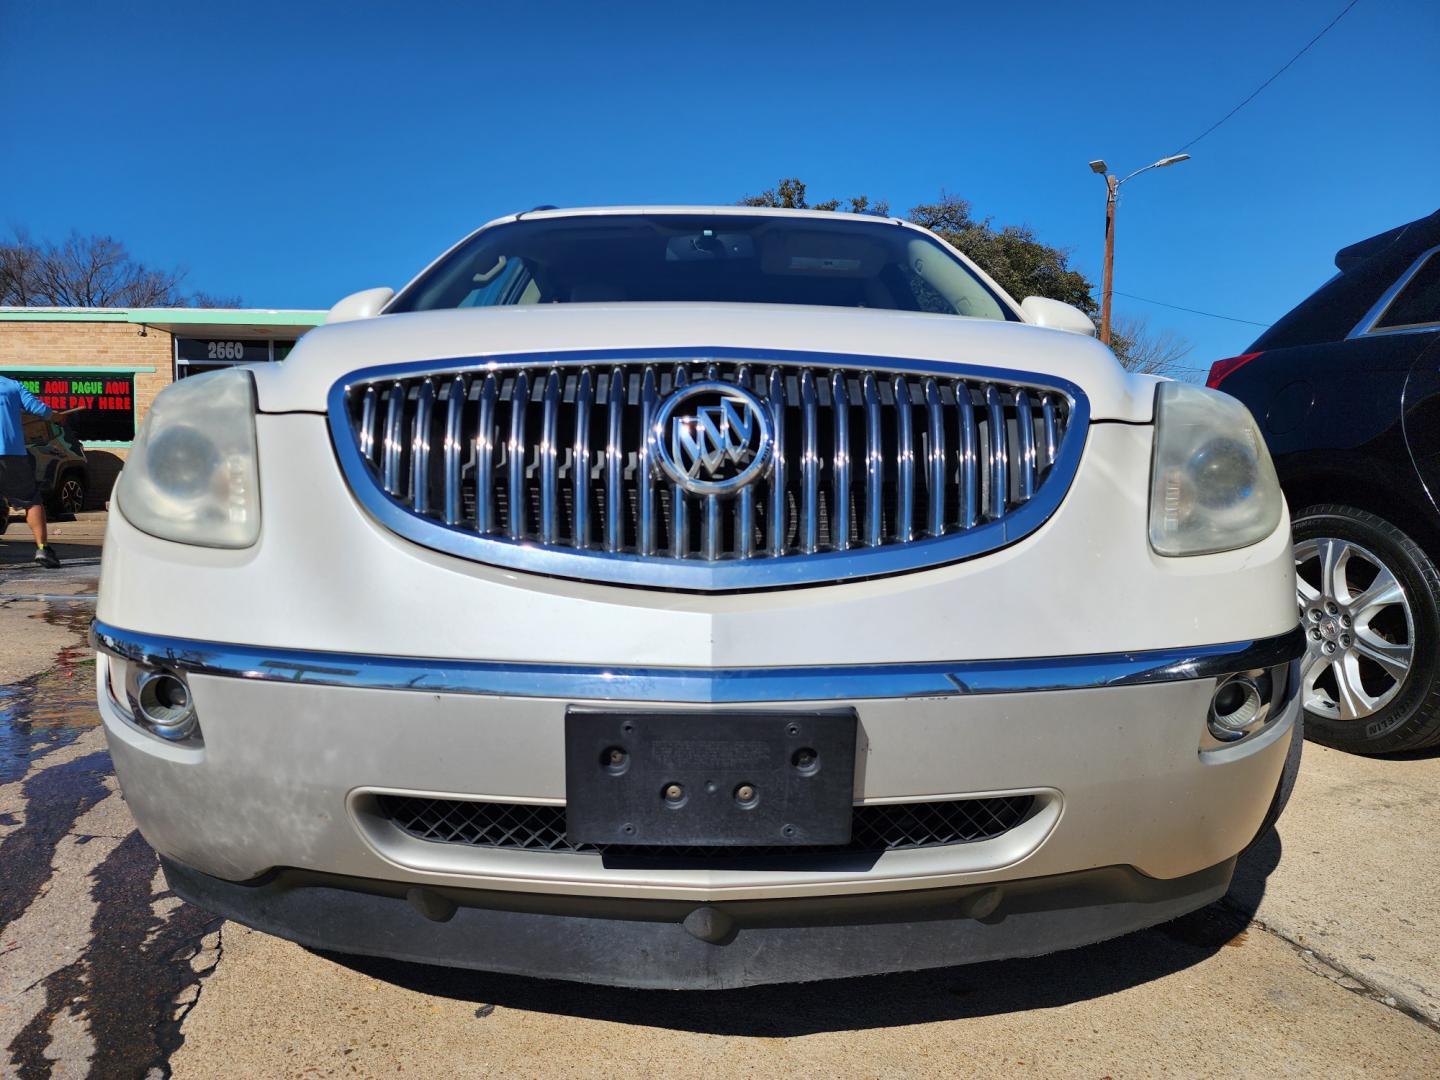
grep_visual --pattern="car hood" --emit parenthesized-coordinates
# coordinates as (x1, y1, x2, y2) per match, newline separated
(250, 302, 1157, 422)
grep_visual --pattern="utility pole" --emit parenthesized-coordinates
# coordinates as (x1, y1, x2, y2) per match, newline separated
(1101, 173, 1118, 345)
(1088, 154, 1191, 347)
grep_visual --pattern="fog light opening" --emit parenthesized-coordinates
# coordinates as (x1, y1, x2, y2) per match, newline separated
(135, 670, 198, 741)
(1208, 675, 1264, 742)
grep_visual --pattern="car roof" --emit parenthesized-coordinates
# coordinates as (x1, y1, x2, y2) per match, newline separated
(512, 204, 908, 225)
(1334, 209, 1440, 272)
(1250, 207, 1440, 351)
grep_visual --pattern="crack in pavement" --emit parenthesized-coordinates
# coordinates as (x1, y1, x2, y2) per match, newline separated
(1221, 897, 1440, 1034)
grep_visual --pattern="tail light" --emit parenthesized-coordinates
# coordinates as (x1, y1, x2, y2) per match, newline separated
(1207, 352, 1262, 389)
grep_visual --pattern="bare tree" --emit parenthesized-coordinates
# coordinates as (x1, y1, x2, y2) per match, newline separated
(0, 230, 241, 307)
(1109, 315, 1193, 377)
(0, 230, 43, 305)
(188, 291, 245, 308)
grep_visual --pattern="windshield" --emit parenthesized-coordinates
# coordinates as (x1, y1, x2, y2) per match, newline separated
(388, 213, 1016, 321)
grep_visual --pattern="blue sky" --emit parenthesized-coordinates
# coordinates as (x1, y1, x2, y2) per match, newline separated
(3, 0, 1436, 372)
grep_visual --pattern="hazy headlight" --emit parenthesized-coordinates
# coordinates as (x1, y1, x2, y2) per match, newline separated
(1149, 382, 1282, 556)
(116, 368, 261, 548)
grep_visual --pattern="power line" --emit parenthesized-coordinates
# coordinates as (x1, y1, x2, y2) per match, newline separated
(1115, 290, 1270, 327)
(1173, 0, 1362, 154)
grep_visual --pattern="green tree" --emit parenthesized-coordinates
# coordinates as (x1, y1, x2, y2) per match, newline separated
(739, 178, 888, 217)
(907, 193, 1097, 317)
(741, 182, 1091, 312)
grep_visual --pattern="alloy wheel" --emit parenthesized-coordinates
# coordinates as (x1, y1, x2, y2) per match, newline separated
(1294, 537, 1414, 721)
(58, 477, 85, 515)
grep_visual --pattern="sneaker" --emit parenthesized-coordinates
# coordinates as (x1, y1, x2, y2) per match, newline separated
(34, 546, 61, 569)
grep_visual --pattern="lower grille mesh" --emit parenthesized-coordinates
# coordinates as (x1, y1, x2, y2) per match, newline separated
(375, 794, 1035, 858)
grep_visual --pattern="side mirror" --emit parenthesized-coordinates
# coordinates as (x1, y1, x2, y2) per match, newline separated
(327, 287, 395, 324)
(1020, 296, 1096, 337)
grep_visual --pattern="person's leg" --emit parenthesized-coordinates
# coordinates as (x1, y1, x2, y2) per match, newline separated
(27, 502, 59, 567)
(3, 457, 61, 567)
(25, 502, 47, 547)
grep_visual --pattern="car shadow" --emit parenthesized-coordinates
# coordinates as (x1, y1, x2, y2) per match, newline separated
(319, 832, 1280, 1035)
(1384, 744, 1440, 762)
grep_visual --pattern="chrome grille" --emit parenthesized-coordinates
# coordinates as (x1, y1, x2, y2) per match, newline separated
(330, 352, 1087, 589)
(375, 794, 1036, 858)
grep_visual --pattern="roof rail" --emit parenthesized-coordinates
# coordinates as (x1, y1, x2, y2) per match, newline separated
(516, 204, 559, 219)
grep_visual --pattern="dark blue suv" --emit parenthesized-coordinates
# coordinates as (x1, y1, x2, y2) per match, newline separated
(1209, 209, 1440, 755)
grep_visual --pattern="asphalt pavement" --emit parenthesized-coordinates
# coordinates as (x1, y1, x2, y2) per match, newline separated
(2, 512, 1438, 1078)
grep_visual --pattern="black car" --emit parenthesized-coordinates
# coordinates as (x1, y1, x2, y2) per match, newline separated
(1209, 209, 1440, 754)
(0, 414, 88, 534)
(24, 411, 89, 516)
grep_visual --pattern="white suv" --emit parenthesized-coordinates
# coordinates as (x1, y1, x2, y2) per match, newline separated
(94, 207, 1302, 988)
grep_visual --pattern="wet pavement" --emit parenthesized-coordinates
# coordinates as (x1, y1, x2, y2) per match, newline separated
(1, 533, 226, 1079)
(3, 515, 1439, 1078)
(0, 604, 98, 784)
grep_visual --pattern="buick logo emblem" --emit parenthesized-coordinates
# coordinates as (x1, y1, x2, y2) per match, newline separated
(652, 380, 774, 496)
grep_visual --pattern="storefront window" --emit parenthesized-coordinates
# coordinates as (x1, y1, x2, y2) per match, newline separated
(6, 371, 136, 442)
(174, 338, 300, 378)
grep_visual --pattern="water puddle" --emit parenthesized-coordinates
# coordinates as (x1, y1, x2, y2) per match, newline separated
(0, 620, 101, 784)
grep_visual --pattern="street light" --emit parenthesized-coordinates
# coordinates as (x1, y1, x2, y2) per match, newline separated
(1091, 153, 1190, 345)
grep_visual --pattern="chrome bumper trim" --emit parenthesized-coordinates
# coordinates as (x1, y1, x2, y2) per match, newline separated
(92, 621, 1304, 704)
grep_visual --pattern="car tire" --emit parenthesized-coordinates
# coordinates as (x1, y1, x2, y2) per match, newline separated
(49, 472, 87, 518)
(1292, 504, 1440, 754)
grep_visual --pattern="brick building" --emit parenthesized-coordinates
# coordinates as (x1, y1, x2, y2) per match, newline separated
(0, 308, 323, 507)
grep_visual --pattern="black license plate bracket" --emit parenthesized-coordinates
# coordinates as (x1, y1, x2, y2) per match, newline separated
(564, 709, 858, 846)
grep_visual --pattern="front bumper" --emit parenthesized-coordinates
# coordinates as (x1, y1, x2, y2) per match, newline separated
(160, 854, 1238, 990)
(95, 622, 1300, 983)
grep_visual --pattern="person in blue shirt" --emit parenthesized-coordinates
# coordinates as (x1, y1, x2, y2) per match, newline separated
(0, 375, 62, 567)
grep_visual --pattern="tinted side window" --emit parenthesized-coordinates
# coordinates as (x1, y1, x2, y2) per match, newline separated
(1374, 252, 1440, 331)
